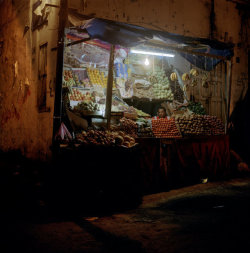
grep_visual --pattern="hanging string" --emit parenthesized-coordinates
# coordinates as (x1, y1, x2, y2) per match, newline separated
(211, 56, 215, 116)
(213, 57, 216, 98)
(203, 55, 207, 109)
(174, 55, 176, 99)
(195, 54, 199, 103)
(183, 52, 188, 102)
(192, 55, 195, 102)
(153, 56, 155, 74)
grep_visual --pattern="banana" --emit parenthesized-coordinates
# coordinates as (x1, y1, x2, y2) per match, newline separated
(183, 85, 186, 92)
(193, 69, 199, 76)
(190, 68, 199, 76)
(202, 80, 209, 88)
(170, 72, 178, 81)
(183, 84, 189, 92)
(182, 73, 190, 81)
(190, 79, 198, 87)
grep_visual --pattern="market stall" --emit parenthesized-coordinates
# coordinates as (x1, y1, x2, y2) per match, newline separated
(54, 17, 233, 194)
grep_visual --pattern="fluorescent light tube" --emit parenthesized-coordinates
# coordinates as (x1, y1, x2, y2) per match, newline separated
(130, 49, 175, 57)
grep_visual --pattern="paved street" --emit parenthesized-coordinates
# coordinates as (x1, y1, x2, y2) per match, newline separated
(1, 176, 250, 253)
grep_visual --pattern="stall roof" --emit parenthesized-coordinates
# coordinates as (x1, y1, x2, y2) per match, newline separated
(68, 14, 234, 70)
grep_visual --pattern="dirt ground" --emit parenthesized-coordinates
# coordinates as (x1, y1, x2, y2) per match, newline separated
(1, 176, 250, 253)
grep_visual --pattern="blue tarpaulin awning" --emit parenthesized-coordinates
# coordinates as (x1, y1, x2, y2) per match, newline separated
(70, 17, 234, 70)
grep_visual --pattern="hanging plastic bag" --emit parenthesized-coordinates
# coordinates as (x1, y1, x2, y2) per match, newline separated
(55, 122, 72, 141)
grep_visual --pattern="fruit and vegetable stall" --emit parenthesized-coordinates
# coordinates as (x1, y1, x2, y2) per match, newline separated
(54, 21, 231, 194)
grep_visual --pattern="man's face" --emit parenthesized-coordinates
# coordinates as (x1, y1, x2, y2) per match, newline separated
(158, 108, 166, 118)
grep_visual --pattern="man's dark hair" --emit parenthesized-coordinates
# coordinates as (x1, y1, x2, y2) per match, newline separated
(158, 106, 166, 112)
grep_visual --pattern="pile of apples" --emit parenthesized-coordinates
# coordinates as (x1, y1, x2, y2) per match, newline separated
(69, 88, 94, 102)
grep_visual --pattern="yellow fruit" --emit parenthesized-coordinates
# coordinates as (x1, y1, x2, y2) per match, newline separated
(183, 84, 189, 92)
(202, 81, 209, 88)
(190, 79, 198, 87)
(170, 72, 178, 81)
(182, 73, 190, 81)
(190, 68, 199, 76)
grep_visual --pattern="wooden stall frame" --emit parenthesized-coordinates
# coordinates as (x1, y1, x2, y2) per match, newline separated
(105, 45, 115, 129)
(53, 0, 68, 144)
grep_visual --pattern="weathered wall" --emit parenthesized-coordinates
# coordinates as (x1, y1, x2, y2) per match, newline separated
(213, 0, 249, 114)
(0, 0, 59, 160)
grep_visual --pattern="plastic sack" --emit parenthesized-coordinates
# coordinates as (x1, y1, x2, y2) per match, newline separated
(55, 122, 72, 141)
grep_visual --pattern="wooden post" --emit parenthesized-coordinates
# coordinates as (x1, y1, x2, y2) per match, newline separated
(226, 59, 233, 134)
(105, 44, 115, 129)
(219, 61, 227, 125)
(52, 0, 68, 142)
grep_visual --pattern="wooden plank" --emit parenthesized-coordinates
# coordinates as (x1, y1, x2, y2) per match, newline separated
(226, 60, 233, 132)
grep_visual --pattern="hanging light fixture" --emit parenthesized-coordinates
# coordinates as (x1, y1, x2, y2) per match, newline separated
(130, 49, 175, 58)
(144, 58, 150, 66)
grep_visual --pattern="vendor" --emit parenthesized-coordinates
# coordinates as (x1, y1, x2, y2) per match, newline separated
(153, 106, 168, 119)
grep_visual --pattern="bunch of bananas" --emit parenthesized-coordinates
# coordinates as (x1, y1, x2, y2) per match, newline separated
(182, 73, 190, 81)
(190, 68, 199, 77)
(190, 79, 198, 87)
(183, 84, 188, 92)
(170, 72, 178, 81)
(201, 72, 209, 88)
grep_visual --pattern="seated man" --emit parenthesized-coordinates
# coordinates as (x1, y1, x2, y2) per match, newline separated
(153, 106, 168, 119)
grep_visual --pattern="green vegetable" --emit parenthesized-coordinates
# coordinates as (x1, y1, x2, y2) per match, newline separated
(188, 102, 206, 115)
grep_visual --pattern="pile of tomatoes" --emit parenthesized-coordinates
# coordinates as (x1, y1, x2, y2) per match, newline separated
(152, 118, 181, 138)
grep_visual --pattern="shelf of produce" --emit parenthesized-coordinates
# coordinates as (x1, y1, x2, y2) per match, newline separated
(64, 67, 86, 71)
(71, 86, 91, 90)
(111, 112, 123, 117)
(70, 110, 128, 119)
(124, 97, 173, 102)
(79, 110, 104, 117)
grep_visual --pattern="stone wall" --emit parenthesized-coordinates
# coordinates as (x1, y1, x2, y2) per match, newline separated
(0, 0, 59, 159)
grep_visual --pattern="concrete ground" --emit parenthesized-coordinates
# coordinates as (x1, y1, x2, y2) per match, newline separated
(1, 176, 250, 253)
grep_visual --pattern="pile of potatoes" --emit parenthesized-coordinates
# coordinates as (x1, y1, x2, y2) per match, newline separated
(76, 130, 136, 148)
(175, 114, 225, 136)
(175, 114, 212, 136)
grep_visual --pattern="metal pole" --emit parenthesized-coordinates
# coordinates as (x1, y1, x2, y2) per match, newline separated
(105, 44, 115, 129)
(52, 0, 68, 143)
